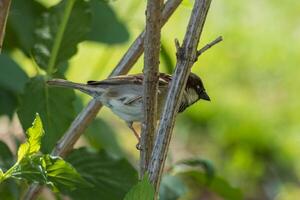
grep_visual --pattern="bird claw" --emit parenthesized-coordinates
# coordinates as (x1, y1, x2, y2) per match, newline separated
(136, 142, 142, 150)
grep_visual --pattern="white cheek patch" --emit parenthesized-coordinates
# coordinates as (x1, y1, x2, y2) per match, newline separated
(188, 89, 199, 104)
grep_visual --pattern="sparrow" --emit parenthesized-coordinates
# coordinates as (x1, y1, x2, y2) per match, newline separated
(47, 73, 210, 148)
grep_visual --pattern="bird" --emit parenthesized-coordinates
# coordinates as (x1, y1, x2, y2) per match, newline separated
(47, 73, 210, 148)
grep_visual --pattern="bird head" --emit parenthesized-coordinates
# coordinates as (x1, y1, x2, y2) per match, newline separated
(186, 73, 210, 102)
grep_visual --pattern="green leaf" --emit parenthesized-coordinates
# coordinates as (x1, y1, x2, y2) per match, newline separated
(124, 174, 154, 200)
(0, 55, 28, 117)
(210, 176, 243, 200)
(84, 118, 123, 158)
(26, 114, 44, 154)
(0, 117, 88, 192)
(0, 90, 18, 118)
(16, 143, 29, 164)
(11, 154, 89, 191)
(32, 0, 92, 72)
(65, 148, 138, 200)
(1, 115, 45, 182)
(0, 141, 13, 178)
(5, 0, 46, 54)
(0, 54, 28, 93)
(17, 75, 76, 153)
(17, 114, 44, 162)
(12, 155, 49, 184)
(159, 175, 187, 200)
(0, 179, 21, 200)
(43, 155, 91, 191)
(179, 171, 243, 200)
(174, 158, 215, 182)
(87, 0, 129, 44)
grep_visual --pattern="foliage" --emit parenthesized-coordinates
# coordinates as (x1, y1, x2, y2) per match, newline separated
(1, 0, 130, 154)
(1, 0, 299, 199)
(0, 114, 89, 192)
(174, 158, 215, 180)
(17, 75, 76, 153)
(124, 174, 154, 200)
(1, 0, 134, 198)
(159, 175, 187, 200)
(84, 118, 123, 158)
(87, 0, 129, 44)
(32, 0, 91, 72)
(0, 141, 14, 170)
(0, 55, 28, 117)
(0, 55, 28, 93)
(64, 148, 138, 200)
(156, 158, 242, 200)
(178, 170, 243, 200)
(5, 0, 46, 55)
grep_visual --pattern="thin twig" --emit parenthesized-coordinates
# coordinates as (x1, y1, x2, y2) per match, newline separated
(140, 0, 163, 178)
(174, 38, 180, 53)
(148, 0, 212, 196)
(0, 0, 11, 53)
(195, 35, 222, 61)
(24, 0, 183, 199)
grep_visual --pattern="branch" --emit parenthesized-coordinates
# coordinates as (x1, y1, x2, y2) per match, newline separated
(0, 0, 11, 53)
(24, 0, 183, 199)
(140, 0, 163, 177)
(148, 0, 212, 194)
(195, 35, 222, 61)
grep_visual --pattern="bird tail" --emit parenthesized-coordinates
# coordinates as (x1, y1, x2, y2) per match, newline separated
(47, 79, 103, 97)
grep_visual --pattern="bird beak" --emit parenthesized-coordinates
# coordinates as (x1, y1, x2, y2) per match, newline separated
(200, 91, 210, 101)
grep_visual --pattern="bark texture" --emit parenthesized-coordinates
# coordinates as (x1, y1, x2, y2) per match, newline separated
(148, 0, 212, 194)
(140, 0, 163, 177)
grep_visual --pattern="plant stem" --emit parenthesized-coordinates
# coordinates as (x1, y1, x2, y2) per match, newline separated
(47, 0, 75, 75)
(0, 163, 18, 183)
(148, 0, 212, 195)
(140, 0, 163, 178)
(196, 36, 223, 59)
(0, 0, 11, 53)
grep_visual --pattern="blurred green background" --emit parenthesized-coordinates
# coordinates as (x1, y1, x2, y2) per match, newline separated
(1, 0, 300, 199)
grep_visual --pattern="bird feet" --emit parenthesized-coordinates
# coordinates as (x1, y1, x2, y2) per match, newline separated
(136, 142, 142, 150)
(127, 122, 142, 150)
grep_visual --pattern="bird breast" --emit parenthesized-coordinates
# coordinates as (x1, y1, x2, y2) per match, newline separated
(109, 98, 143, 122)
(98, 84, 168, 122)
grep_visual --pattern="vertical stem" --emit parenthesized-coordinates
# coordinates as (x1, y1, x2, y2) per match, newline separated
(148, 0, 212, 195)
(140, 0, 163, 177)
(47, 0, 75, 74)
(0, 0, 11, 53)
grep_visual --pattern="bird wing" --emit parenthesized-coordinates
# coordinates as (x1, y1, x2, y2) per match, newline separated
(123, 95, 143, 105)
(87, 73, 172, 86)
